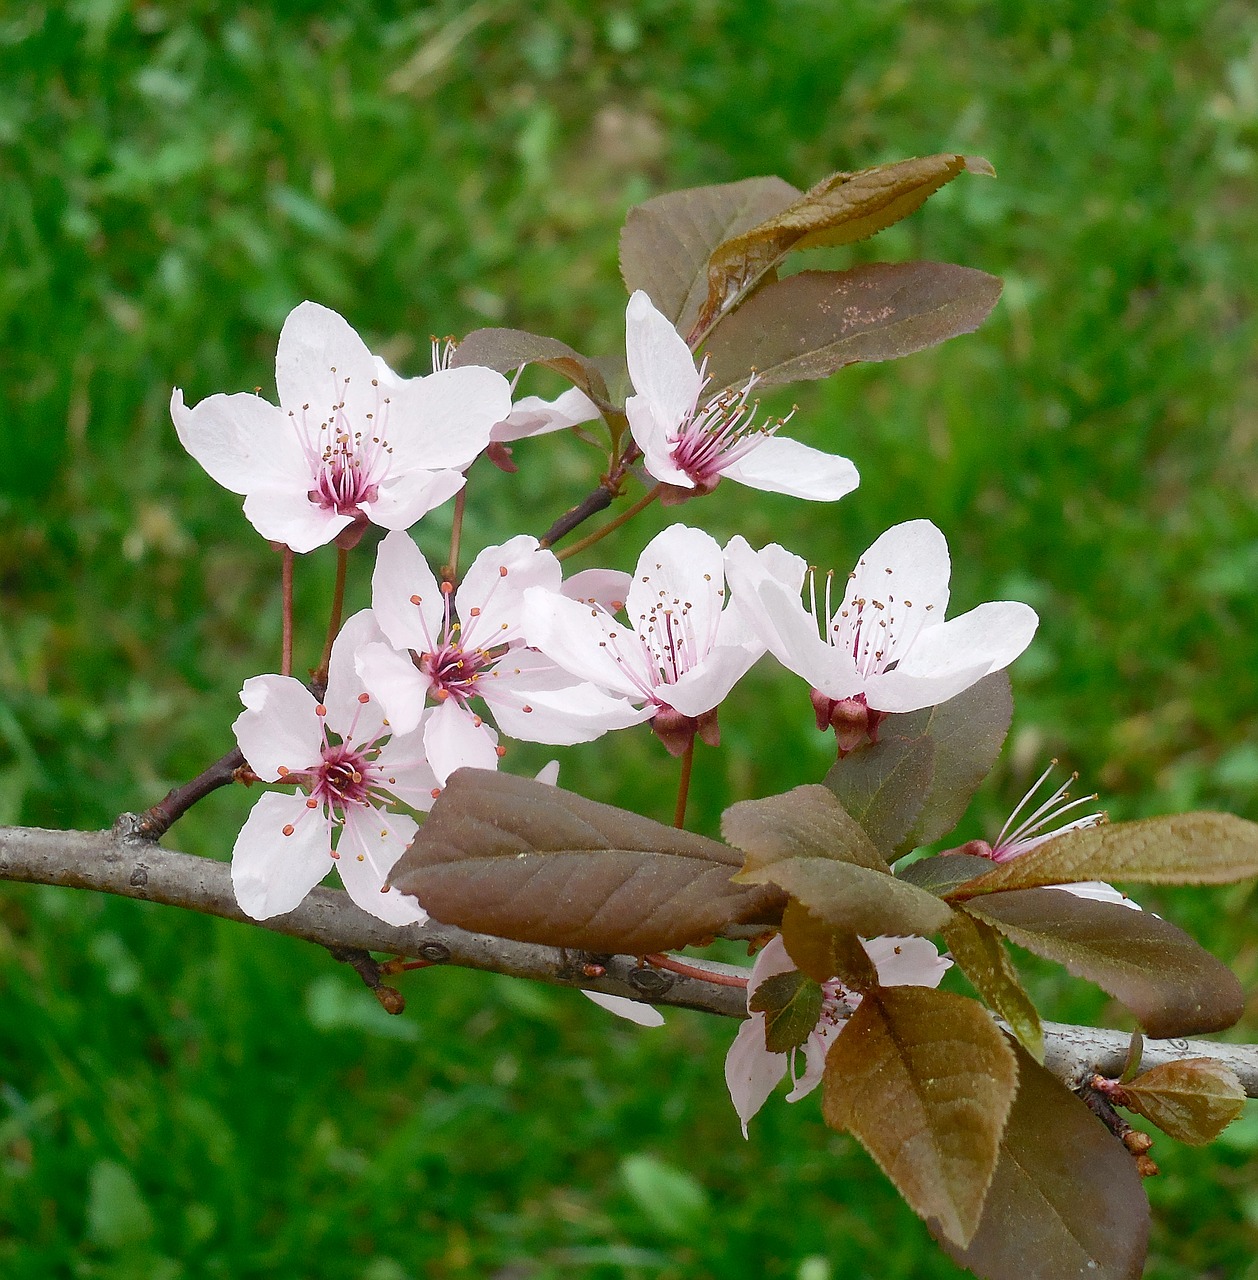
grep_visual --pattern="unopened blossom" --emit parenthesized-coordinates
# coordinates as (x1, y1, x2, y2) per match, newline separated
(522, 524, 766, 755)
(624, 290, 860, 503)
(172, 302, 511, 552)
(726, 520, 1039, 751)
(358, 530, 642, 787)
(957, 762, 1139, 910)
(725, 934, 951, 1137)
(230, 611, 437, 924)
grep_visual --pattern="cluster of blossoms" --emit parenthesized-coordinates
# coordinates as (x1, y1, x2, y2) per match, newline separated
(175, 295, 1050, 1132)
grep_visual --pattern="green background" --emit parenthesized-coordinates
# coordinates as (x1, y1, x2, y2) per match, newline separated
(2, 2, 1257, 1276)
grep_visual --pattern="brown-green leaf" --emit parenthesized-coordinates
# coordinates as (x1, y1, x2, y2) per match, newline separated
(736, 856, 954, 939)
(697, 153, 992, 334)
(780, 899, 878, 991)
(1120, 1058, 1247, 1146)
(619, 176, 801, 337)
(825, 672, 1013, 858)
(942, 909, 1044, 1061)
(452, 328, 612, 408)
(701, 263, 1002, 394)
(822, 986, 1018, 1248)
(942, 1046, 1150, 1280)
(966, 888, 1244, 1037)
(950, 811, 1258, 897)
(822, 733, 934, 858)
(898, 853, 997, 896)
(390, 769, 783, 954)
(748, 969, 824, 1054)
(722, 785, 890, 875)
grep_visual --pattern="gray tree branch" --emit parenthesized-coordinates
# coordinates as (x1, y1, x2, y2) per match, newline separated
(2, 822, 1257, 1097)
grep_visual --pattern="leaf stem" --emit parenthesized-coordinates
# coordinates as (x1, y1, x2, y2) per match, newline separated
(673, 735, 695, 829)
(556, 484, 663, 563)
(313, 547, 349, 693)
(280, 545, 294, 678)
(643, 953, 750, 990)
(446, 483, 467, 585)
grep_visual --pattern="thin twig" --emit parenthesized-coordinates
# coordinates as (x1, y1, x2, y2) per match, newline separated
(280, 545, 295, 678)
(312, 547, 349, 692)
(556, 484, 663, 563)
(122, 749, 248, 841)
(538, 445, 642, 550)
(446, 485, 468, 584)
(673, 737, 695, 829)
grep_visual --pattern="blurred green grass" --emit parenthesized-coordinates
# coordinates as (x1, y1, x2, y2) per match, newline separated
(2, 2, 1258, 1276)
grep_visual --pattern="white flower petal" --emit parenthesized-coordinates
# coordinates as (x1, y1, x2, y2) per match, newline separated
(424, 698, 501, 786)
(561, 568, 632, 612)
(231, 791, 332, 920)
(323, 610, 389, 740)
(894, 599, 1040, 682)
(275, 301, 380, 426)
(371, 529, 443, 651)
(625, 524, 725, 643)
(492, 387, 601, 443)
(386, 366, 512, 472)
(336, 806, 427, 927)
(864, 935, 953, 987)
(242, 486, 350, 553)
(457, 535, 562, 646)
(374, 728, 441, 811)
(843, 520, 952, 644)
(724, 1014, 788, 1138)
(364, 468, 466, 531)
(580, 990, 666, 1026)
(625, 290, 703, 428)
(233, 675, 321, 781)
(625, 393, 696, 489)
(522, 587, 650, 700)
(171, 389, 302, 495)
(355, 641, 429, 737)
(1055, 881, 1142, 911)
(720, 436, 860, 502)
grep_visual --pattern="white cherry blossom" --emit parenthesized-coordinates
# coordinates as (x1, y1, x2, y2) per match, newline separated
(521, 524, 765, 754)
(725, 934, 951, 1137)
(172, 302, 511, 552)
(624, 290, 859, 503)
(229, 611, 437, 924)
(725, 520, 1039, 748)
(359, 530, 641, 787)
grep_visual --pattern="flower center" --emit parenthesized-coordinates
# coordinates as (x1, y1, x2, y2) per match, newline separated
(290, 368, 394, 517)
(310, 740, 379, 812)
(670, 368, 788, 489)
(810, 567, 927, 680)
(419, 639, 493, 706)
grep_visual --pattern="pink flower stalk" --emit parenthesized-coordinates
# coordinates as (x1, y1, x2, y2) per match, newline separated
(959, 762, 1140, 910)
(230, 611, 438, 924)
(521, 524, 766, 755)
(172, 302, 511, 552)
(624, 291, 860, 503)
(725, 521, 1039, 751)
(725, 934, 951, 1137)
(359, 530, 642, 787)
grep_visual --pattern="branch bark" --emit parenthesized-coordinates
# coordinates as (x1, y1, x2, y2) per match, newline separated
(3, 822, 1257, 1096)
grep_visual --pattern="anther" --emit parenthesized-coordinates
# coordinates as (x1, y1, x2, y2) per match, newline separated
(358, 692, 370, 704)
(282, 823, 295, 836)
(316, 704, 327, 717)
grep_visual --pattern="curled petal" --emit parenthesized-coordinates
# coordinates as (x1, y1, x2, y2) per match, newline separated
(724, 1015, 788, 1138)
(581, 991, 666, 1026)
(492, 387, 600, 443)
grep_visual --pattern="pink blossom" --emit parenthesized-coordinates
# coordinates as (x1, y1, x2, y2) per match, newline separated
(725, 934, 951, 1136)
(521, 524, 765, 754)
(230, 611, 437, 923)
(172, 302, 511, 552)
(726, 520, 1038, 749)
(624, 291, 859, 502)
(359, 530, 641, 787)
(960, 762, 1140, 910)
